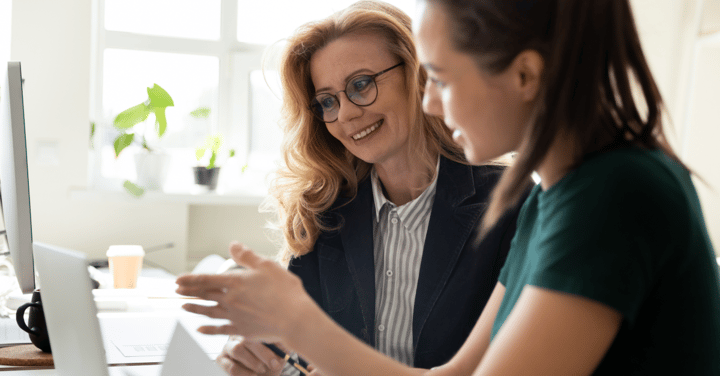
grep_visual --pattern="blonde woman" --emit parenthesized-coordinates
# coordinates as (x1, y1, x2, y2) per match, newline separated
(212, 1, 524, 375)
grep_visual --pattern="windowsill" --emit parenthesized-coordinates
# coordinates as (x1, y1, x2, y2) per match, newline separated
(69, 186, 267, 206)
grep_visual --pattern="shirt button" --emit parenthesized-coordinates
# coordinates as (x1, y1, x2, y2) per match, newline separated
(386, 270, 393, 277)
(378, 325, 385, 332)
(391, 218, 398, 224)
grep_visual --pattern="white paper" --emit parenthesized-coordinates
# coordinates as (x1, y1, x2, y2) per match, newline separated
(101, 313, 228, 364)
(161, 323, 225, 376)
(0, 317, 31, 346)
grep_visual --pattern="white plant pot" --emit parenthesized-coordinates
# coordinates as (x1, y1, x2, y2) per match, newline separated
(134, 152, 171, 191)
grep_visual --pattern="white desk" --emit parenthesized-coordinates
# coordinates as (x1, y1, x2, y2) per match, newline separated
(0, 364, 162, 375)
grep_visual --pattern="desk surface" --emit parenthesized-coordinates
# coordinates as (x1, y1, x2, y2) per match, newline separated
(0, 364, 162, 375)
(0, 268, 227, 374)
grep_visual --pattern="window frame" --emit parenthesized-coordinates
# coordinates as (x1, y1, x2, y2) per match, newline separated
(90, 0, 268, 193)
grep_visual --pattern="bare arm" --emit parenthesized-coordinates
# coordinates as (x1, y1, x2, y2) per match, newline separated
(473, 286, 622, 376)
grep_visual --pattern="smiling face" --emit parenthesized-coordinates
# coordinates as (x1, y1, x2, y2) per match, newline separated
(310, 33, 412, 166)
(413, 1, 537, 164)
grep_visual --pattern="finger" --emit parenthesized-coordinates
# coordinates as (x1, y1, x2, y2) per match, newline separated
(175, 287, 226, 303)
(245, 340, 284, 373)
(225, 340, 271, 374)
(230, 243, 266, 270)
(197, 324, 242, 336)
(176, 273, 242, 290)
(181, 303, 228, 320)
(216, 353, 258, 376)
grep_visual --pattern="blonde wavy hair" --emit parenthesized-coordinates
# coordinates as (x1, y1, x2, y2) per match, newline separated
(266, 0, 465, 264)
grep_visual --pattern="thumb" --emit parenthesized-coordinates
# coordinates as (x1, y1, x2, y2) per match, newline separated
(229, 242, 265, 270)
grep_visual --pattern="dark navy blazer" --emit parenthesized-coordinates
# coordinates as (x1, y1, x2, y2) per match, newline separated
(288, 157, 524, 369)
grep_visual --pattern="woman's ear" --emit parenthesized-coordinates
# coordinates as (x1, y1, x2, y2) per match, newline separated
(512, 50, 544, 102)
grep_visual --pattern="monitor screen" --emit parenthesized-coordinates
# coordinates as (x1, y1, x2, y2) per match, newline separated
(0, 61, 35, 293)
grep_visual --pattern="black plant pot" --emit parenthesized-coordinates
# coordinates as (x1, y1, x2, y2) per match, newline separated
(193, 166, 221, 190)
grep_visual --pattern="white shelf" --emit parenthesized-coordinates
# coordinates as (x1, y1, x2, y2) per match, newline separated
(69, 187, 267, 206)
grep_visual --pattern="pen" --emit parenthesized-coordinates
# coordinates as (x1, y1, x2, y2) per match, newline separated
(263, 343, 311, 375)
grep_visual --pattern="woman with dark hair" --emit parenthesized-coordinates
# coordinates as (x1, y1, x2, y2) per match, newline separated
(178, 0, 720, 374)
(211, 1, 522, 375)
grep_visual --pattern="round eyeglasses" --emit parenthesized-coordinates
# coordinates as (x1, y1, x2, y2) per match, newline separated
(310, 62, 404, 123)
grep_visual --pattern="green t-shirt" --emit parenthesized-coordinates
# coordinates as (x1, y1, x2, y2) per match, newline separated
(494, 146, 720, 374)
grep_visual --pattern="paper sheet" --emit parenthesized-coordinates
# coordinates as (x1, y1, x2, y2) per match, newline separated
(161, 323, 225, 376)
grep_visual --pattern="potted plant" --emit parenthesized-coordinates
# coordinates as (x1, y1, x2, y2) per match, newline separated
(193, 133, 237, 191)
(113, 84, 174, 194)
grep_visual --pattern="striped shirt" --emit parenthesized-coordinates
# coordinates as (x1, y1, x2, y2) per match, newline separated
(282, 164, 439, 375)
(371, 165, 438, 366)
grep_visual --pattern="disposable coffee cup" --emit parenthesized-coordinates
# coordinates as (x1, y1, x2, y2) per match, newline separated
(106, 245, 144, 289)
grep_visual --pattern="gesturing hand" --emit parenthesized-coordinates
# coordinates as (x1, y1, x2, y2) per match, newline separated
(175, 242, 312, 343)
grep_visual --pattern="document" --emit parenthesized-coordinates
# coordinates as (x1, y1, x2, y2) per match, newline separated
(0, 317, 31, 347)
(100, 312, 228, 364)
(161, 322, 225, 376)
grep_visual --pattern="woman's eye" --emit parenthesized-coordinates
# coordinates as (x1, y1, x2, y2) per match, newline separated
(320, 96, 336, 109)
(351, 77, 372, 92)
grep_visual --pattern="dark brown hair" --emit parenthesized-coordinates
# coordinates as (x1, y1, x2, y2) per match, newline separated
(428, 0, 680, 232)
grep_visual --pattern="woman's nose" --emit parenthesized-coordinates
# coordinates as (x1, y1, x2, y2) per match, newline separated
(337, 92, 363, 123)
(422, 81, 443, 118)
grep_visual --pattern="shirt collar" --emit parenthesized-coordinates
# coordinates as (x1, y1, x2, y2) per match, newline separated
(371, 158, 440, 230)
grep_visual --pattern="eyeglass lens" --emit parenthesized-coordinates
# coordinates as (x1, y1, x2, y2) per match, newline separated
(311, 75, 378, 123)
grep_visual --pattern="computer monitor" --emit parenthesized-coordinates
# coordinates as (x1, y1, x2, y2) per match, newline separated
(0, 61, 35, 294)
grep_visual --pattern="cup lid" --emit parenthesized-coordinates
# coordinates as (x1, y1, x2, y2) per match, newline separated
(106, 245, 145, 257)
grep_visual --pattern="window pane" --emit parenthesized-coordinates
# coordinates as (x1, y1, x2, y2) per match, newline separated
(102, 48, 218, 151)
(105, 0, 221, 40)
(237, 0, 416, 45)
(248, 70, 283, 171)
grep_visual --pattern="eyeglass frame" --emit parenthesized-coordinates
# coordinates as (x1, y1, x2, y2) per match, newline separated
(309, 61, 405, 123)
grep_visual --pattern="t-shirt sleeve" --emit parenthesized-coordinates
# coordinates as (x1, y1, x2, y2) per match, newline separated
(528, 158, 686, 325)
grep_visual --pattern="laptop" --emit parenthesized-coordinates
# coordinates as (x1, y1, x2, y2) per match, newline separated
(26, 243, 224, 376)
(31, 242, 162, 376)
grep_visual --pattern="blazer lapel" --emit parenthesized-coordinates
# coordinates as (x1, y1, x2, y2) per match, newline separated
(333, 180, 377, 345)
(412, 158, 485, 349)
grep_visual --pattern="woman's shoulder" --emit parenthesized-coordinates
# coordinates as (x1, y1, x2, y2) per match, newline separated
(541, 146, 693, 220)
(575, 146, 687, 192)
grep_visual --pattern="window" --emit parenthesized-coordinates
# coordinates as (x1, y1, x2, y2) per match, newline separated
(91, 0, 416, 194)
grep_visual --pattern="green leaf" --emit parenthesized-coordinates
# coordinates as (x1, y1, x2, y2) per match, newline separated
(207, 152, 217, 169)
(113, 133, 135, 157)
(209, 134, 223, 153)
(147, 84, 174, 108)
(123, 180, 145, 197)
(229, 149, 236, 158)
(195, 147, 205, 161)
(240, 164, 248, 173)
(154, 107, 168, 137)
(114, 103, 150, 130)
(190, 107, 211, 118)
(89, 121, 96, 149)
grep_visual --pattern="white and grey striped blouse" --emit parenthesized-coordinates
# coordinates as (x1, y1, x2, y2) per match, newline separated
(371, 165, 438, 366)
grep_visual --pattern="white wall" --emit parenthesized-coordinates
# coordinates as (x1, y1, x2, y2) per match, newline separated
(629, 0, 720, 251)
(0, 0, 10, 64)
